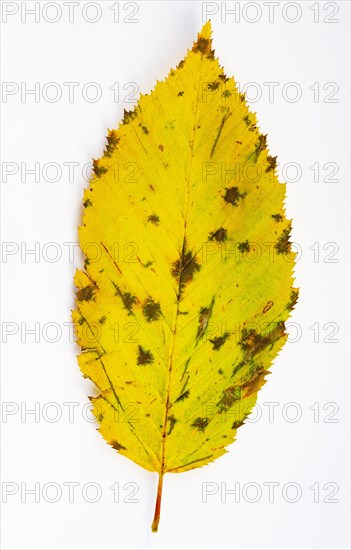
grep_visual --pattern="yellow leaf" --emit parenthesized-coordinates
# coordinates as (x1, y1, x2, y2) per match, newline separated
(73, 21, 298, 532)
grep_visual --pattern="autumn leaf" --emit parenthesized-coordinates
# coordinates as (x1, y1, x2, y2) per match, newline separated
(73, 21, 298, 532)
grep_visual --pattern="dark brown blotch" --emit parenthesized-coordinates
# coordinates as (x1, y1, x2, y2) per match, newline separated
(232, 419, 245, 430)
(111, 440, 126, 451)
(207, 81, 219, 91)
(167, 415, 177, 435)
(171, 243, 201, 297)
(209, 227, 228, 242)
(251, 134, 267, 162)
(147, 214, 160, 225)
(113, 283, 137, 314)
(191, 417, 210, 432)
(242, 365, 266, 397)
(139, 124, 149, 134)
(77, 285, 95, 302)
(275, 224, 292, 255)
(142, 298, 161, 322)
(272, 213, 283, 222)
(83, 198, 92, 208)
(137, 345, 154, 365)
(196, 298, 215, 342)
(266, 155, 277, 173)
(210, 331, 230, 351)
(104, 130, 119, 157)
(239, 322, 286, 358)
(218, 385, 241, 412)
(123, 109, 137, 124)
(238, 240, 250, 253)
(287, 288, 299, 311)
(175, 390, 190, 402)
(192, 37, 214, 59)
(223, 186, 246, 206)
(93, 159, 108, 177)
(263, 301, 273, 314)
(98, 315, 107, 324)
(243, 115, 251, 126)
(177, 91, 184, 96)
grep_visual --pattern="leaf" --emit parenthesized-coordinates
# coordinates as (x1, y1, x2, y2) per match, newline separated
(73, 21, 298, 532)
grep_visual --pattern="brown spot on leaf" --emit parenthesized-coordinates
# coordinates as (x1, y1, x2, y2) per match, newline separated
(113, 283, 137, 314)
(232, 419, 245, 430)
(147, 214, 160, 225)
(287, 288, 299, 311)
(192, 37, 214, 58)
(238, 240, 250, 253)
(191, 417, 210, 432)
(218, 386, 241, 412)
(242, 365, 266, 397)
(111, 440, 126, 451)
(177, 91, 184, 96)
(240, 322, 286, 358)
(123, 109, 137, 124)
(210, 331, 229, 350)
(77, 285, 95, 302)
(167, 415, 177, 435)
(197, 298, 215, 342)
(275, 224, 292, 255)
(142, 298, 161, 322)
(207, 81, 219, 91)
(223, 186, 246, 206)
(140, 124, 149, 134)
(93, 159, 108, 177)
(209, 227, 227, 242)
(263, 301, 273, 314)
(175, 390, 190, 402)
(272, 213, 283, 222)
(158, 144, 164, 152)
(137, 345, 154, 365)
(104, 130, 119, 157)
(171, 242, 201, 297)
(83, 198, 92, 208)
(177, 59, 185, 69)
(266, 155, 277, 173)
(251, 134, 267, 162)
(98, 315, 106, 324)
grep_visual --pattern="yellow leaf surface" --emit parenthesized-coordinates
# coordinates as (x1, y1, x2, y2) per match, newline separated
(73, 21, 298, 531)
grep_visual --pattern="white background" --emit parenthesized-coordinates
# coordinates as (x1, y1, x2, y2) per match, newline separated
(1, 1, 350, 549)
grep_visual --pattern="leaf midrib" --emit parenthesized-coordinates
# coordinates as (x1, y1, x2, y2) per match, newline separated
(159, 52, 205, 474)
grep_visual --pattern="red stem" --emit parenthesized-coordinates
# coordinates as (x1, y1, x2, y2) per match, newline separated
(151, 472, 164, 532)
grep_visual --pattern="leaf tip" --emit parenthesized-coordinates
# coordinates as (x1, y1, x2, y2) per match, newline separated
(200, 19, 213, 39)
(192, 20, 214, 58)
